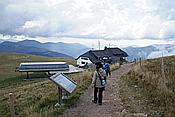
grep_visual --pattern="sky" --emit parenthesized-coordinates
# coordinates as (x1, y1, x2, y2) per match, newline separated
(0, 0, 175, 48)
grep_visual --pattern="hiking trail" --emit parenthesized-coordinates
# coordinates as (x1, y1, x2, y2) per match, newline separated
(62, 63, 133, 117)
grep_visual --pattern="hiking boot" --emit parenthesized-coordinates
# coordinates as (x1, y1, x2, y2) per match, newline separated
(92, 100, 97, 103)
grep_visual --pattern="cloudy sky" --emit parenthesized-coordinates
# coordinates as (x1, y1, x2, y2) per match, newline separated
(0, 0, 175, 48)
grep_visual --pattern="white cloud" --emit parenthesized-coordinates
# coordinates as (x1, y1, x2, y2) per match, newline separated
(0, 0, 175, 40)
(22, 20, 46, 29)
(159, 21, 175, 38)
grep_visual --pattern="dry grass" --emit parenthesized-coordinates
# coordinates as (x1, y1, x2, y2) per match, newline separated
(0, 53, 75, 80)
(0, 53, 120, 117)
(0, 53, 76, 117)
(110, 62, 120, 71)
(120, 56, 175, 116)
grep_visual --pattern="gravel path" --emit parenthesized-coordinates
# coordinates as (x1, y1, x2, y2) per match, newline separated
(62, 63, 133, 117)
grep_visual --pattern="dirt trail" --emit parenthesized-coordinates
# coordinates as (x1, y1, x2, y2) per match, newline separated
(62, 63, 133, 117)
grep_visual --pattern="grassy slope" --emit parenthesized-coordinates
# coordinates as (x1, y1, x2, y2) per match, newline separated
(0, 53, 120, 117)
(0, 53, 75, 87)
(0, 53, 75, 79)
(120, 56, 175, 116)
(0, 53, 82, 117)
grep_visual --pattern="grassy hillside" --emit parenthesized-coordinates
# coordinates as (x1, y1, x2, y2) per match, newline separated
(0, 53, 121, 117)
(0, 53, 82, 117)
(120, 56, 175, 116)
(0, 42, 74, 58)
(0, 53, 75, 87)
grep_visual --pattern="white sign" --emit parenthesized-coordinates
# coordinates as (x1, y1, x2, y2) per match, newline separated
(50, 73, 77, 93)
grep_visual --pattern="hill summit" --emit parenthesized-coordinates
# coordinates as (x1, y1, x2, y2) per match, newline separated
(0, 39, 91, 58)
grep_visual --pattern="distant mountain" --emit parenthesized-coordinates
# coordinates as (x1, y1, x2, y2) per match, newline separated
(0, 39, 3, 43)
(18, 39, 44, 48)
(123, 44, 175, 61)
(2, 39, 175, 61)
(0, 39, 18, 43)
(0, 41, 73, 58)
(18, 40, 91, 58)
(123, 46, 158, 61)
(148, 44, 175, 58)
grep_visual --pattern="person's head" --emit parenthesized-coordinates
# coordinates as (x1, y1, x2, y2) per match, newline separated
(95, 62, 102, 69)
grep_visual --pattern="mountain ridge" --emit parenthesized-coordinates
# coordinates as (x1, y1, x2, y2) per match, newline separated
(17, 39, 91, 58)
(0, 41, 73, 58)
(123, 44, 175, 61)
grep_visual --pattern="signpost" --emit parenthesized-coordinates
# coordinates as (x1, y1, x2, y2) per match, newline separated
(50, 73, 77, 106)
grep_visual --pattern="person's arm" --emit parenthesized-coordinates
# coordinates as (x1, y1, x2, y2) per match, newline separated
(92, 72, 97, 86)
(108, 64, 110, 71)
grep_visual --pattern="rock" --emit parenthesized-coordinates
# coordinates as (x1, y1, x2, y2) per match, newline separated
(120, 109, 127, 116)
(133, 113, 148, 117)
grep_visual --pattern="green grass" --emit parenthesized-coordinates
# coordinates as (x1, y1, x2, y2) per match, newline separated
(0, 53, 77, 117)
(0, 52, 75, 86)
(0, 52, 75, 78)
(0, 76, 24, 88)
(0, 53, 120, 117)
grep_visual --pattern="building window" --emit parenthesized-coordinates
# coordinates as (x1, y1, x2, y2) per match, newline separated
(81, 61, 86, 64)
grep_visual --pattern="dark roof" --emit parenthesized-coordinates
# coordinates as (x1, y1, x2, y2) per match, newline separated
(76, 47, 128, 63)
(76, 50, 100, 63)
(89, 54, 101, 63)
(91, 50, 112, 58)
(77, 51, 91, 58)
(105, 47, 128, 57)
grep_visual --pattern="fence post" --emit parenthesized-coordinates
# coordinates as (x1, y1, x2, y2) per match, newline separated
(9, 93, 16, 117)
(134, 58, 136, 64)
(160, 56, 168, 110)
(139, 57, 142, 67)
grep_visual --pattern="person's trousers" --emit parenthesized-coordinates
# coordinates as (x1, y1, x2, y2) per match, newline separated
(106, 70, 111, 76)
(94, 87, 104, 104)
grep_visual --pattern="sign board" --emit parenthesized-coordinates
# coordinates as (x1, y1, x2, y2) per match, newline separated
(50, 73, 77, 93)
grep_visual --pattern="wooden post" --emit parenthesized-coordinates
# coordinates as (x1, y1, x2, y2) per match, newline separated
(134, 58, 136, 64)
(9, 93, 16, 117)
(139, 57, 142, 67)
(161, 56, 168, 110)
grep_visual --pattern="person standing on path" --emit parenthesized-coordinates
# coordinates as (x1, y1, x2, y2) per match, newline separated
(92, 62, 106, 105)
(102, 62, 111, 77)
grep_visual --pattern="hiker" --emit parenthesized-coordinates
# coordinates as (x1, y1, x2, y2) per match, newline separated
(92, 62, 106, 105)
(103, 62, 111, 77)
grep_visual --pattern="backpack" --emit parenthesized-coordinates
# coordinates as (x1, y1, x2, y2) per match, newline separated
(97, 71, 106, 86)
(103, 63, 109, 71)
